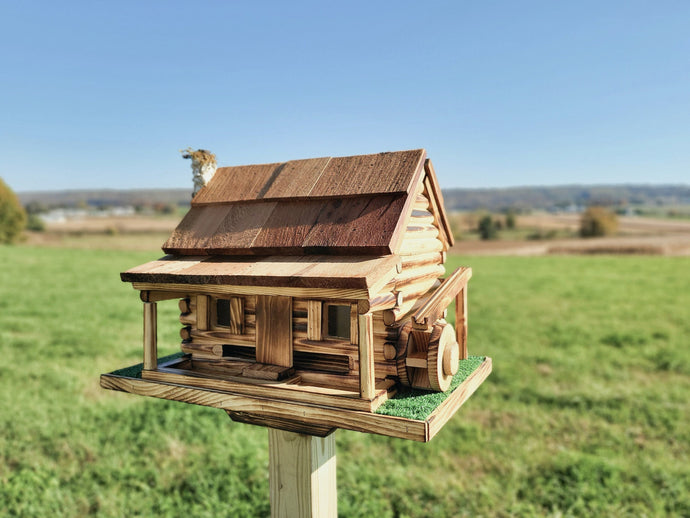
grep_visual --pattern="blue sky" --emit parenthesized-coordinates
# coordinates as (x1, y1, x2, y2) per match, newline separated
(1, 1, 688, 191)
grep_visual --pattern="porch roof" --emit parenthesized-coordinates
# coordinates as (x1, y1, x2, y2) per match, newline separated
(121, 254, 399, 292)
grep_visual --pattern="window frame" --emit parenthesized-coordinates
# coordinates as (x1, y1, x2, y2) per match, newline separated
(210, 295, 245, 334)
(322, 302, 353, 341)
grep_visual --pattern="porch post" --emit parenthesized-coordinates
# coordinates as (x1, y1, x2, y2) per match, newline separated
(143, 301, 157, 370)
(357, 313, 376, 399)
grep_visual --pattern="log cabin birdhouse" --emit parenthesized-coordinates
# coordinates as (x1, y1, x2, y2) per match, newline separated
(102, 149, 491, 441)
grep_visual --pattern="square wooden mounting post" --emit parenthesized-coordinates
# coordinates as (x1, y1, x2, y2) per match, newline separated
(143, 301, 157, 370)
(455, 286, 468, 360)
(268, 429, 337, 518)
(357, 313, 376, 400)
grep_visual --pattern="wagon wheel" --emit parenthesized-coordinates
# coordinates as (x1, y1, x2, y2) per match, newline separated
(427, 322, 460, 392)
(396, 322, 413, 386)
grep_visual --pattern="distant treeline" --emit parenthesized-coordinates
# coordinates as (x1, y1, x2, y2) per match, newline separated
(17, 184, 690, 213)
(18, 189, 192, 211)
(443, 184, 690, 212)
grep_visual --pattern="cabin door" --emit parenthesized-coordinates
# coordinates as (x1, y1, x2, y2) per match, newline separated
(255, 295, 293, 367)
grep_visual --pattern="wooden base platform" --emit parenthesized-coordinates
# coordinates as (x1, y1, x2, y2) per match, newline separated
(100, 356, 492, 442)
(141, 356, 394, 413)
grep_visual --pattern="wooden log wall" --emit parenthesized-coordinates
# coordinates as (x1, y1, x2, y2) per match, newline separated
(367, 189, 447, 328)
(178, 295, 402, 387)
(180, 295, 258, 359)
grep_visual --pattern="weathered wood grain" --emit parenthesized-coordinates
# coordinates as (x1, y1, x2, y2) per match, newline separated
(161, 205, 231, 252)
(228, 297, 244, 334)
(192, 162, 284, 204)
(256, 295, 293, 367)
(307, 300, 323, 341)
(268, 429, 337, 518)
(196, 295, 209, 331)
(207, 202, 277, 252)
(160, 150, 433, 256)
(308, 149, 425, 197)
(260, 157, 331, 199)
(190, 328, 256, 347)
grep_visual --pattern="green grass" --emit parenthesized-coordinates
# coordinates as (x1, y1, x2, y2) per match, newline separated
(1, 245, 689, 516)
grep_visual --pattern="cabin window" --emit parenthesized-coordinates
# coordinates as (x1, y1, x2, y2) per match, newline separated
(216, 299, 231, 327)
(213, 296, 244, 334)
(325, 304, 351, 340)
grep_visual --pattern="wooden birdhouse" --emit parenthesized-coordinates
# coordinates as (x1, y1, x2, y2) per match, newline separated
(102, 149, 491, 442)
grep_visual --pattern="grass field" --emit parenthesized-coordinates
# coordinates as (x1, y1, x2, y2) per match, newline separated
(1, 245, 689, 517)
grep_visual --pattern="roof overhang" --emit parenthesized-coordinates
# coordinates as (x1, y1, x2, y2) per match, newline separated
(121, 254, 399, 296)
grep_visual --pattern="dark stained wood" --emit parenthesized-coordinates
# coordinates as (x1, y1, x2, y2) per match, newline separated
(301, 195, 406, 250)
(193, 150, 424, 205)
(256, 295, 293, 367)
(228, 297, 245, 335)
(169, 196, 406, 255)
(241, 363, 295, 381)
(160, 150, 443, 257)
(227, 411, 336, 437)
(308, 149, 425, 197)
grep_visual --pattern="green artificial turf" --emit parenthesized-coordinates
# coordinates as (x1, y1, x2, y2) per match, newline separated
(375, 355, 486, 420)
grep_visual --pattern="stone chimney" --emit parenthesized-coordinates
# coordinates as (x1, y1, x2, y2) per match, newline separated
(181, 148, 217, 198)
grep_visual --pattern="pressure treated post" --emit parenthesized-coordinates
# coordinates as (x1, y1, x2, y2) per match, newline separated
(455, 287, 468, 360)
(143, 301, 157, 370)
(268, 429, 337, 517)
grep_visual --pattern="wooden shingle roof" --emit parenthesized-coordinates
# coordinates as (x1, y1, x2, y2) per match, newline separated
(162, 149, 451, 256)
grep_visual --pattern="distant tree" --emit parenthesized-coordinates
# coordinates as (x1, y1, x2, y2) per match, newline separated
(26, 214, 45, 232)
(478, 215, 499, 240)
(580, 206, 618, 237)
(505, 210, 517, 229)
(0, 178, 27, 244)
(153, 202, 177, 215)
(24, 200, 48, 215)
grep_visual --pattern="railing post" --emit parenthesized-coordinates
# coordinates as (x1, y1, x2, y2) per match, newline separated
(455, 287, 468, 360)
